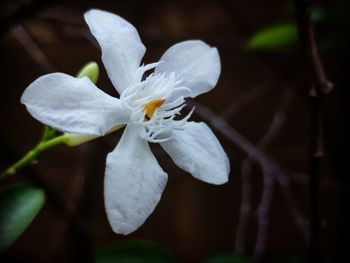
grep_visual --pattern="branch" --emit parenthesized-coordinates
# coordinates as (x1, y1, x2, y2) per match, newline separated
(0, 134, 67, 180)
(11, 24, 56, 72)
(295, 1, 333, 262)
(7, 22, 93, 261)
(187, 99, 309, 243)
(234, 156, 253, 255)
(295, 0, 333, 97)
(234, 88, 297, 258)
(0, 0, 53, 38)
(220, 82, 273, 120)
(253, 173, 274, 261)
(253, 91, 292, 260)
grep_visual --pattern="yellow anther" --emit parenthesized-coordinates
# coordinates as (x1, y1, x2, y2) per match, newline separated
(143, 98, 165, 119)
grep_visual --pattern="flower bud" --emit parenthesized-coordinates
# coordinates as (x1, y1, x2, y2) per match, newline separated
(76, 61, 99, 84)
(64, 124, 125, 147)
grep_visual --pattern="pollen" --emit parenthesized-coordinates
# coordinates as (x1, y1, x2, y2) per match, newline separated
(143, 98, 165, 119)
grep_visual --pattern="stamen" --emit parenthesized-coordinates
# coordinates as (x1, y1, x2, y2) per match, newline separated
(143, 98, 165, 119)
(122, 63, 194, 143)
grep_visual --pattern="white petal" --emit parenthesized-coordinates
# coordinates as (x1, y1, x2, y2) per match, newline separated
(161, 122, 229, 185)
(104, 125, 168, 235)
(155, 40, 221, 98)
(21, 73, 128, 135)
(84, 9, 146, 94)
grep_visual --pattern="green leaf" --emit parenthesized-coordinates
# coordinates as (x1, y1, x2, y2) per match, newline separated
(95, 240, 175, 263)
(76, 61, 100, 84)
(247, 23, 298, 51)
(0, 184, 45, 253)
(203, 254, 249, 263)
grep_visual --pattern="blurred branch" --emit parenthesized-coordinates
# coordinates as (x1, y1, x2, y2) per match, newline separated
(253, 89, 294, 261)
(0, 136, 89, 245)
(43, 145, 94, 263)
(234, 153, 253, 255)
(0, 133, 67, 180)
(220, 82, 273, 120)
(39, 7, 83, 25)
(295, 1, 333, 262)
(254, 174, 274, 262)
(7, 22, 93, 261)
(234, 88, 296, 258)
(295, 0, 333, 96)
(188, 98, 309, 244)
(11, 24, 56, 72)
(0, 0, 54, 38)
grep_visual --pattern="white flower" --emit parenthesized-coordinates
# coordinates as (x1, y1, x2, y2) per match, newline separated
(20, 9, 230, 235)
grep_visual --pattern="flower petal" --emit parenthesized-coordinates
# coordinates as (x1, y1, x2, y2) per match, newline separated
(161, 121, 229, 185)
(21, 73, 128, 135)
(104, 125, 168, 235)
(84, 9, 146, 94)
(155, 40, 221, 98)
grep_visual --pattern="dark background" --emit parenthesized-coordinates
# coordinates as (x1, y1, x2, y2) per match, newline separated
(0, 0, 348, 262)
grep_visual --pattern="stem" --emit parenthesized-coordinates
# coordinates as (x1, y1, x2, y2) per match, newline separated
(0, 134, 68, 180)
(294, 0, 333, 262)
(188, 100, 309, 241)
(0, 124, 126, 181)
(308, 99, 323, 263)
(294, 0, 333, 97)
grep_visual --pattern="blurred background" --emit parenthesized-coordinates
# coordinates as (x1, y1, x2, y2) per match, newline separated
(0, 0, 349, 262)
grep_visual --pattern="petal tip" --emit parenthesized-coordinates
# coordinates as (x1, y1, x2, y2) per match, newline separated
(110, 223, 136, 235)
(212, 175, 230, 185)
(84, 8, 103, 17)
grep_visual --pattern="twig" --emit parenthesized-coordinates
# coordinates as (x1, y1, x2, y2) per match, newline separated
(294, 0, 333, 97)
(6, 22, 93, 261)
(253, 173, 274, 261)
(39, 7, 83, 25)
(234, 88, 295, 258)
(43, 144, 94, 263)
(0, 0, 53, 37)
(11, 24, 56, 72)
(0, 134, 68, 180)
(295, 1, 333, 262)
(234, 156, 253, 255)
(253, 90, 293, 260)
(0, 137, 91, 262)
(220, 82, 273, 120)
(187, 99, 309, 242)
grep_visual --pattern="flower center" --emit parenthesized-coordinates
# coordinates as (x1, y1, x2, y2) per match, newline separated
(120, 63, 194, 143)
(143, 98, 165, 119)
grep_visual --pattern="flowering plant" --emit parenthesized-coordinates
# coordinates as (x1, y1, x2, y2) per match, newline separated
(20, 9, 230, 234)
